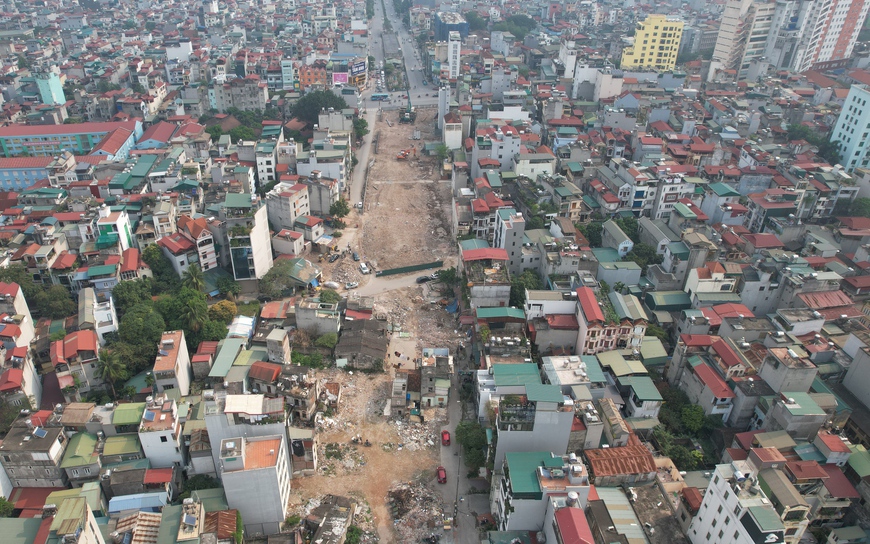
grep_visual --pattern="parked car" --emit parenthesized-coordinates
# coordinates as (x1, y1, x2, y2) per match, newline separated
(345, 282, 359, 290)
(359, 262, 370, 274)
(436, 466, 447, 483)
(328, 254, 340, 263)
(353, 252, 360, 261)
(416, 275, 432, 284)
(441, 430, 450, 446)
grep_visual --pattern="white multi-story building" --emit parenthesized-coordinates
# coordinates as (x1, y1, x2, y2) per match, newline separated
(153, 330, 192, 397)
(493, 208, 525, 277)
(448, 31, 461, 80)
(219, 434, 292, 535)
(832, 85, 870, 172)
(265, 182, 310, 231)
(689, 456, 804, 544)
(710, 0, 777, 80)
(281, 60, 296, 90)
(138, 395, 184, 468)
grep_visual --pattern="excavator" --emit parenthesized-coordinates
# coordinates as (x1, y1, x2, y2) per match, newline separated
(399, 91, 416, 123)
(396, 147, 416, 160)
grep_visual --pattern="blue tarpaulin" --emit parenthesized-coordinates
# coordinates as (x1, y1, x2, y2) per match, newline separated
(311, 278, 319, 287)
(446, 299, 458, 313)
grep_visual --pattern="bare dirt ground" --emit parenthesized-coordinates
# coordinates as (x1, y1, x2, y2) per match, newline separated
(285, 107, 466, 544)
(362, 108, 455, 270)
(286, 369, 445, 543)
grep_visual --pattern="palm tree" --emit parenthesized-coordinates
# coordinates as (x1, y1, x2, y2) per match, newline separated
(613, 282, 626, 294)
(95, 349, 128, 400)
(182, 264, 205, 292)
(182, 302, 207, 333)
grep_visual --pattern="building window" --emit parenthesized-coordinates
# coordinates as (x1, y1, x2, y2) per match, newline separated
(160, 436, 168, 443)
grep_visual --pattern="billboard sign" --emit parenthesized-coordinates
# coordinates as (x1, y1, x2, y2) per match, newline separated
(333, 72, 349, 85)
(351, 61, 367, 76)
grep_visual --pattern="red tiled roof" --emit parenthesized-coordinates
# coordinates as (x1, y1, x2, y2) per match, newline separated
(585, 442, 656, 477)
(0, 157, 53, 169)
(743, 233, 783, 248)
(0, 282, 20, 297)
(143, 468, 173, 484)
(461, 247, 508, 262)
(817, 431, 851, 454)
(785, 460, 828, 480)
(797, 290, 852, 309)
(157, 232, 195, 254)
(681, 334, 716, 347)
(0, 120, 139, 137)
(712, 304, 754, 319)
(0, 367, 22, 392)
(576, 287, 604, 323)
(682, 487, 703, 512)
(90, 128, 133, 155)
(139, 121, 177, 143)
(345, 309, 372, 320)
(62, 330, 98, 359)
(554, 507, 594, 544)
(120, 248, 140, 273)
(693, 362, 735, 398)
(546, 314, 579, 330)
(711, 340, 744, 369)
(50, 251, 77, 270)
(248, 361, 282, 383)
(844, 276, 870, 289)
(260, 300, 293, 320)
(822, 464, 860, 498)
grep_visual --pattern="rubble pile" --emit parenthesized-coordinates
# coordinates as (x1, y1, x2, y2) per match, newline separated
(391, 408, 448, 450)
(317, 442, 367, 475)
(387, 482, 445, 542)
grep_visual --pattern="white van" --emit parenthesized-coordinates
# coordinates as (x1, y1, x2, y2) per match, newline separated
(359, 263, 370, 275)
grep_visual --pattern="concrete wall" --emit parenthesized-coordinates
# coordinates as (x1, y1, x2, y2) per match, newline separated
(493, 410, 572, 468)
(222, 466, 285, 535)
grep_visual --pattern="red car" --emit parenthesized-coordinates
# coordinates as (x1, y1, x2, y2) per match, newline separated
(441, 430, 450, 446)
(436, 466, 447, 484)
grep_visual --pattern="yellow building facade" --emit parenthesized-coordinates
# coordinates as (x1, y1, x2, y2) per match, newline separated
(620, 15, 684, 72)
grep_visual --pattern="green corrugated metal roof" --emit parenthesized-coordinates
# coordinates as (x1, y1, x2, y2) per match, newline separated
(0, 518, 43, 544)
(459, 238, 489, 251)
(582, 195, 600, 208)
(620, 376, 662, 401)
(87, 264, 117, 277)
(640, 337, 668, 366)
(492, 364, 540, 386)
(597, 351, 646, 376)
(505, 451, 562, 496)
(225, 193, 253, 208)
(112, 402, 146, 426)
(581, 356, 606, 383)
(209, 338, 247, 378)
(849, 445, 870, 477)
(748, 505, 785, 532)
(708, 182, 740, 197)
(667, 241, 690, 259)
(476, 307, 525, 320)
(60, 432, 98, 468)
(645, 290, 692, 311)
(672, 202, 696, 219)
(781, 392, 825, 416)
(103, 434, 141, 456)
(524, 383, 563, 403)
(46, 482, 103, 515)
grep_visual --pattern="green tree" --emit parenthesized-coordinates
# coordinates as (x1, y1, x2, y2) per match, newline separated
(259, 260, 305, 299)
(111, 278, 154, 316)
(179, 474, 221, 500)
(786, 123, 842, 166)
(455, 421, 488, 471)
(182, 264, 205, 292)
(847, 197, 870, 218)
(353, 117, 369, 140)
(208, 300, 237, 324)
(32, 285, 77, 319)
(205, 125, 223, 142)
(49, 329, 67, 342)
(95, 349, 129, 400)
(119, 303, 166, 348)
(464, 11, 487, 31)
(315, 332, 338, 349)
(598, 280, 610, 294)
(623, 243, 663, 274)
(229, 126, 256, 142)
(612, 281, 626, 294)
(217, 277, 241, 298)
(436, 267, 459, 286)
(435, 144, 450, 162)
(319, 289, 341, 304)
(492, 15, 537, 40)
(0, 496, 13, 518)
(181, 300, 208, 333)
(345, 526, 363, 544)
(187, 319, 229, 349)
(615, 216, 640, 243)
(290, 90, 349, 126)
(142, 244, 181, 293)
(329, 198, 351, 219)
(510, 269, 544, 307)
(681, 405, 705, 434)
(646, 323, 669, 345)
(576, 221, 603, 247)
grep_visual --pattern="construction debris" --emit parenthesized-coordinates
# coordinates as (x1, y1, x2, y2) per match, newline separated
(387, 482, 446, 543)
